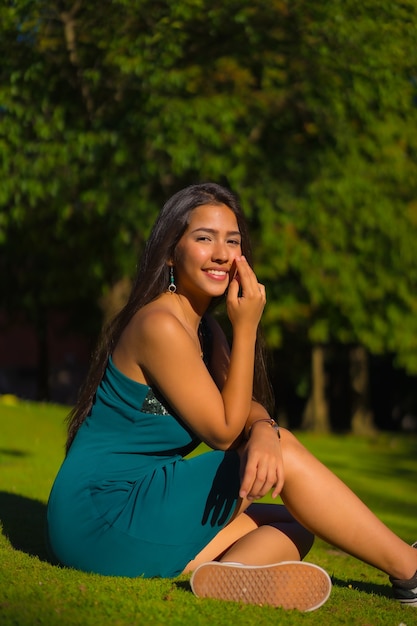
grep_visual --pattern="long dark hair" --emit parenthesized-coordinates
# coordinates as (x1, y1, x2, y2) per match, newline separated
(66, 182, 274, 452)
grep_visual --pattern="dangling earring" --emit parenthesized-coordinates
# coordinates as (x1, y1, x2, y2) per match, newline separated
(168, 266, 177, 293)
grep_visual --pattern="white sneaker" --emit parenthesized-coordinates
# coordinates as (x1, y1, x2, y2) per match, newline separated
(190, 560, 332, 611)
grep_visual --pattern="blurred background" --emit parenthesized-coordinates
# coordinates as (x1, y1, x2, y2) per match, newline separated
(1, 0, 416, 434)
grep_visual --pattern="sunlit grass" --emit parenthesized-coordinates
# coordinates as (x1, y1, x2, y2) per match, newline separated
(1, 398, 416, 625)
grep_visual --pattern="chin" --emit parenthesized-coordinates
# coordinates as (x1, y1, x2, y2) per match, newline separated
(211, 287, 228, 298)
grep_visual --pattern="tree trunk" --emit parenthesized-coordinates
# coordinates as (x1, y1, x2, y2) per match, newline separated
(302, 344, 330, 432)
(60, 1, 94, 117)
(98, 277, 131, 325)
(350, 345, 377, 435)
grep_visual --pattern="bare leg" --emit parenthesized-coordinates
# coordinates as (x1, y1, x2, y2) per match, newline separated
(278, 428, 417, 580)
(185, 428, 417, 580)
(183, 503, 313, 573)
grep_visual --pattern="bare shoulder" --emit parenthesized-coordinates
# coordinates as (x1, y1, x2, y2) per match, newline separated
(113, 299, 196, 383)
(132, 302, 186, 345)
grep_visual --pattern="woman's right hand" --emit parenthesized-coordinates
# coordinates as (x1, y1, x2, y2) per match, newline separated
(226, 256, 266, 331)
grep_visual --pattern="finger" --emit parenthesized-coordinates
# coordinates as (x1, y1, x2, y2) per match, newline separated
(234, 257, 259, 293)
(229, 258, 238, 283)
(226, 273, 239, 301)
(251, 455, 283, 498)
(239, 463, 258, 499)
(258, 284, 266, 298)
(243, 461, 271, 500)
(256, 284, 267, 307)
(271, 465, 284, 499)
(250, 467, 278, 500)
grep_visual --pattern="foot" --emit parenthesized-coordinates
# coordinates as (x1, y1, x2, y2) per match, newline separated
(190, 561, 332, 612)
(390, 541, 417, 607)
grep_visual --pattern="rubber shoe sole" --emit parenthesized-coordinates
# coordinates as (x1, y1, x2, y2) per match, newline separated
(190, 561, 332, 611)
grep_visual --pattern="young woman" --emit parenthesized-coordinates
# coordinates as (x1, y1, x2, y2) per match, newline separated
(47, 183, 417, 611)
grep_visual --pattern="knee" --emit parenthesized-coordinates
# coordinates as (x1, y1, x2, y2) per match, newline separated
(278, 426, 299, 447)
(278, 427, 309, 472)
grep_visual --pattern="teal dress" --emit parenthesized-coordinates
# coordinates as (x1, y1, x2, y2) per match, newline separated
(46, 357, 241, 578)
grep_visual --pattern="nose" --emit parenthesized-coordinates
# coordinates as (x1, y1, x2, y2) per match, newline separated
(212, 241, 229, 263)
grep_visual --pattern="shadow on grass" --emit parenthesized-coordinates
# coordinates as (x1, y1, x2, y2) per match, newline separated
(0, 448, 30, 457)
(332, 576, 392, 600)
(0, 491, 56, 563)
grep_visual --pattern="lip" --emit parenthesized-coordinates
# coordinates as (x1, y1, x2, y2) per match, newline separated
(204, 269, 229, 281)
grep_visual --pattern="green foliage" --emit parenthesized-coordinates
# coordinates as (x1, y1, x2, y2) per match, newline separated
(250, 1, 417, 372)
(1, 399, 417, 625)
(1, 0, 417, 386)
(0, 1, 160, 320)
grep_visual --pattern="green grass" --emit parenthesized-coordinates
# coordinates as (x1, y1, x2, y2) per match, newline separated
(1, 397, 417, 625)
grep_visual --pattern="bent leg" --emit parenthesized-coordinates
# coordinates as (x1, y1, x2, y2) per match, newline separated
(278, 428, 417, 580)
(183, 503, 314, 573)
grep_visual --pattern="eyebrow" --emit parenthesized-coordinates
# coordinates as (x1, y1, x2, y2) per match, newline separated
(191, 227, 241, 237)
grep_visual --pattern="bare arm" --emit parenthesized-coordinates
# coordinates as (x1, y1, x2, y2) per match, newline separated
(137, 256, 265, 449)
(206, 317, 284, 499)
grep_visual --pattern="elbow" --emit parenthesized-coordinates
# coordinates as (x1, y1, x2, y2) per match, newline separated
(209, 441, 232, 451)
(204, 431, 244, 451)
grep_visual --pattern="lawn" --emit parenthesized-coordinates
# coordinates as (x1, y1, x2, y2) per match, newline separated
(1, 396, 417, 625)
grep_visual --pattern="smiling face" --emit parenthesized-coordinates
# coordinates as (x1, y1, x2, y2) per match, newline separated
(172, 203, 242, 302)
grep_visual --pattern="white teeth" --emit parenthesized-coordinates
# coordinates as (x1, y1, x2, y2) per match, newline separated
(207, 270, 226, 276)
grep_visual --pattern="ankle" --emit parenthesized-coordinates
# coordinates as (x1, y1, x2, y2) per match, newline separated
(390, 544, 417, 581)
(390, 567, 417, 583)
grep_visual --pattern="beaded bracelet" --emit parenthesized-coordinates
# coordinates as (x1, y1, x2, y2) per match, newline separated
(247, 418, 281, 439)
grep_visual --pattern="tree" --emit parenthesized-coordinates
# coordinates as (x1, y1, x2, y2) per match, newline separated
(251, 1, 417, 430)
(0, 1, 162, 396)
(1, 0, 416, 424)
(0, 0, 296, 396)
